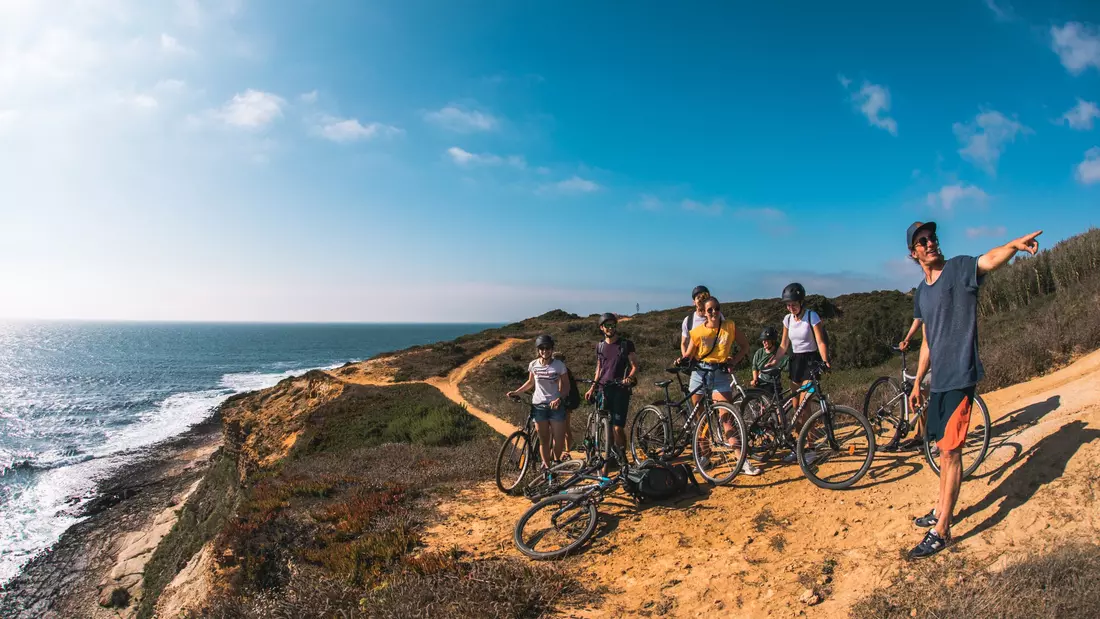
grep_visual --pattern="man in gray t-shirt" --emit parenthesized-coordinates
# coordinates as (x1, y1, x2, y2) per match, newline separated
(904, 221, 1042, 560)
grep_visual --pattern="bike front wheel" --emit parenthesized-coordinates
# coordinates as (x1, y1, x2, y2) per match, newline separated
(496, 430, 534, 494)
(629, 405, 671, 463)
(692, 402, 749, 485)
(513, 493, 598, 560)
(863, 376, 906, 447)
(797, 405, 875, 490)
(923, 394, 991, 479)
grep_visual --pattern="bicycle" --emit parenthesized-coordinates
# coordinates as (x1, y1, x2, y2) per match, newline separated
(628, 361, 750, 485)
(494, 394, 543, 494)
(513, 464, 627, 560)
(739, 361, 876, 490)
(863, 346, 991, 478)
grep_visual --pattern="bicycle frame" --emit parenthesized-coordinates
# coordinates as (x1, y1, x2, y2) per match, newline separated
(656, 363, 749, 446)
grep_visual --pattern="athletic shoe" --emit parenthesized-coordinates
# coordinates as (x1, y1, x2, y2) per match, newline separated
(696, 455, 711, 472)
(781, 451, 798, 464)
(914, 509, 938, 528)
(899, 437, 923, 451)
(741, 461, 762, 476)
(908, 529, 950, 560)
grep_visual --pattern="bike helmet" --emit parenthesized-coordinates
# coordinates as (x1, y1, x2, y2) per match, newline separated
(534, 334, 555, 349)
(598, 312, 617, 326)
(781, 282, 806, 303)
(760, 326, 779, 343)
(691, 285, 710, 300)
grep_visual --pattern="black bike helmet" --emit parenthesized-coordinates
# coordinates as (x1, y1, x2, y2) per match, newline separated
(760, 326, 779, 343)
(534, 334, 555, 349)
(781, 282, 806, 303)
(598, 312, 617, 326)
(691, 285, 710, 300)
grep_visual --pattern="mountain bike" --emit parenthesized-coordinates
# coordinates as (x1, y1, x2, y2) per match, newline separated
(495, 395, 543, 494)
(739, 361, 876, 490)
(863, 346, 991, 478)
(628, 361, 750, 485)
(513, 464, 628, 560)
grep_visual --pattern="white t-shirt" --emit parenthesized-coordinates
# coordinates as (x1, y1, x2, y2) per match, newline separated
(784, 310, 821, 354)
(529, 358, 568, 406)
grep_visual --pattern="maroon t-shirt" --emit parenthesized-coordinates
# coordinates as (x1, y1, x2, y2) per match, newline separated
(597, 339, 635, 385)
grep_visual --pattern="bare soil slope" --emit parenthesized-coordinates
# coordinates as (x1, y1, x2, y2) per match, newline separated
(422, 349, 1100, 618)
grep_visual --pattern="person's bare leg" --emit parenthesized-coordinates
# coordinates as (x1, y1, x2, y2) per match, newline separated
(535, 420, 553, 468)
(549, 419, 566, 461)
(563, 411, 573, 452)
(934, 447, 963, 538)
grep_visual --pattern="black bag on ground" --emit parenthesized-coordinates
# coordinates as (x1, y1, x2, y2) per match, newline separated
(623, 460, 701, 502)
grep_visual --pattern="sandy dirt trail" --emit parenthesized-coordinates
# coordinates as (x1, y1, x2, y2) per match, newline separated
(423, 349, 1100, 618)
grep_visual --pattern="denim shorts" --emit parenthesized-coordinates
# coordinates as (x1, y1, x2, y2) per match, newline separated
(688, 363, 732, 394)
(531, 404, 566, 423)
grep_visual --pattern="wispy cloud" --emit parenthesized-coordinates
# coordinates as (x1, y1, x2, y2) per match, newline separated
(966, 225, 1007, 239)
(842, 79, 898, 136)
(1077, 147, 1100, 185)
(681, 199, 724, 215)
(926, 183, 989, 210)
(424, 104, 499, 132)
(733, 206, 794, 236)
(445, 146, 525, 168)
(314, 116, 402, 143)
(299, 90, 318, 104)
(952, 109, 1029, 175)
(1051, 22, 1100, 75)
(983, 0, 1013, 21)
(217, 89, 285, 129)
(160, 33, 192, 55)
(630, 194, 663, 211)
(538, 176, 600, 195)
(1058, 98, 1100, 130)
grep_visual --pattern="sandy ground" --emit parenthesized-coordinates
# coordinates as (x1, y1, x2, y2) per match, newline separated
(422, 349, 1100, 618)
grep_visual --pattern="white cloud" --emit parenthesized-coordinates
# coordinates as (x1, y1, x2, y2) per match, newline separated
(299, 90, 318, 104)
(983, 0, 1013, 21)
(535, 166, 551, 175)
(733, 206, 795, 236)
(681, 199, 724, 215)
(847, 80, 898, 136)
(1077, 147, 1100, 184)
(1051, 22, 1100, 75)
(1059, 98, 1100, 130)
(926, 183, 989, 210)
(217, 89, 285, 129)
(952, 110, 1029, 175)
(445, 147, 524, 168)
(837, 73, 852, 89)
(633, 194, 663, 211)
(160, 33, 192, 55)
(424, 105, 498, 132)
(966, 225, 1007, 239)
(315, 116, 402, 143)
(125, 93, 159, 108)
(539, 176, 600, 195)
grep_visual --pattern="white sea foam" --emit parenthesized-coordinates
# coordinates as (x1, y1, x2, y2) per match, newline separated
(0, 362, 344, 586)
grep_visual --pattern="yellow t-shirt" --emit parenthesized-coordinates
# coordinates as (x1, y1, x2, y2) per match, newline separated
(689, 320, 738, 363)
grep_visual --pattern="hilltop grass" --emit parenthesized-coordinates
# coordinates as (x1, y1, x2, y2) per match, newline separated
(195, 382, 589, 618)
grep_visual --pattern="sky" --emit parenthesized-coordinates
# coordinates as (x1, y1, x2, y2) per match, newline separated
(0, 0, 1098, 323)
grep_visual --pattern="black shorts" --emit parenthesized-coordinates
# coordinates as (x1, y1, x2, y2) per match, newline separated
(926, 386, 975, 451)
(602, 385, 632, 428)
(789, 351, 822, 383)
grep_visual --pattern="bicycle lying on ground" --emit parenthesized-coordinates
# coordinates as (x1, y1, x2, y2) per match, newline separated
(863, 346, 991, 478)
(628, 361, 750, 485)
(738, 361, 876, 490)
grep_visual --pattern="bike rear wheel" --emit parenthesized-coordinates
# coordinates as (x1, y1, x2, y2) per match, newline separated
(863, 376, 906, 447)
(740, 393, 780, 461)
(923, 394, 991, 479)
(629, 405, 671, 463)
(496, 430, 534, 494)
(522, 458, 586, 502)
(513, 493, 598, 560)
(692, 402, 748, 485)
(797, 405, 875, 490)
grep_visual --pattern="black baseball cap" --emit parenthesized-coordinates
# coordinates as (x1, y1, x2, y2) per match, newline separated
(906, 221, 937, 250)
(691, 285, 710, 299)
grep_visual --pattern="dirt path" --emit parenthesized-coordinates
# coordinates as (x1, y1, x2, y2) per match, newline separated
(330, 338, 525, 437)
(422, 349, 1100, 618)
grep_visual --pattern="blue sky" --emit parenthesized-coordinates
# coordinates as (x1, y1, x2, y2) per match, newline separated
(0, 0, 1098, 322)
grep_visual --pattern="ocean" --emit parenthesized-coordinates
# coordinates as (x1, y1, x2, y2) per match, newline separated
(0, 321, 494, 585)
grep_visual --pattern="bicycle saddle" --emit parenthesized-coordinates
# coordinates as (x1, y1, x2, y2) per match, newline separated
(654, 379, 673, 388)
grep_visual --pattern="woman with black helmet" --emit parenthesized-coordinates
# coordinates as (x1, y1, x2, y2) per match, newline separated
(769, 283, 830, 462)
(751, 326, 788, 390)
(507, 334, 570, 473)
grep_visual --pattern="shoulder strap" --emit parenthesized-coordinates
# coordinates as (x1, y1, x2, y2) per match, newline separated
(698, 316, 722, 359)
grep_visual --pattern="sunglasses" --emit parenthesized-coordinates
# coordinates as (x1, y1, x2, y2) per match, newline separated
(601, 323, 617, 328)
(705, 307, 720, 314)
(913, 234, 938, 249)
(537, 345, 553, 351)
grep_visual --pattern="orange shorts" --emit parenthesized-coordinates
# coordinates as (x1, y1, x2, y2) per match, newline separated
(926, 387, 974, 452)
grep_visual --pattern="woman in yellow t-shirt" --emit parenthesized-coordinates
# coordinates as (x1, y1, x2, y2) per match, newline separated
(676, 296, 759, 476)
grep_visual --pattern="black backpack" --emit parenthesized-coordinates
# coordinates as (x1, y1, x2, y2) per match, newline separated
(623, 460, 701, 502)
(562, 369, 581, 410)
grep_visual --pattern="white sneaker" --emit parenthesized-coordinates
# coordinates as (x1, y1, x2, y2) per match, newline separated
(740, 461, 762, 476)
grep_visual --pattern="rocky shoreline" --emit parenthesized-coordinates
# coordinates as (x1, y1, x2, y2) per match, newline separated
(0, 414, 223, 619)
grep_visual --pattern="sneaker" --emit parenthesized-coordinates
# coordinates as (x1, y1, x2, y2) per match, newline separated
(740, 461, 762, 476)
(899, 437, 923, 451)
(803, 450, 817, 465)
(696, 455, 711, 472)
(908, 529, 950, 560)
(913, 509, 938, 528)
(781, 451, 798, 464)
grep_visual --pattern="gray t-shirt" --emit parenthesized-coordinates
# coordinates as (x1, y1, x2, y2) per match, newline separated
(913, 255, 985, 393)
